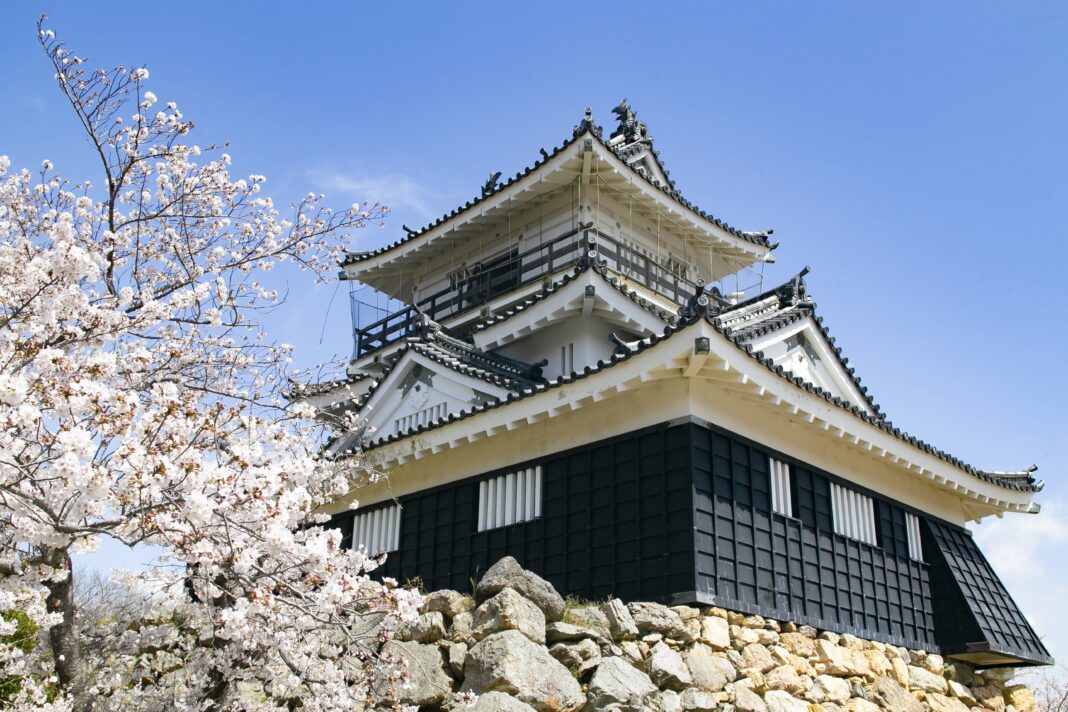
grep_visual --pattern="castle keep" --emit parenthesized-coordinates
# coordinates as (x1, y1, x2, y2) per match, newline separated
(301, 103, 1050, 668)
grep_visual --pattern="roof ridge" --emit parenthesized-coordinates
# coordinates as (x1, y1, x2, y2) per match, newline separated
(341, 107, 772, 267)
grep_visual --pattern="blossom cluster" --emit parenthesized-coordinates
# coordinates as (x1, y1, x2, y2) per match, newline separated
(0, 20, 417, 712)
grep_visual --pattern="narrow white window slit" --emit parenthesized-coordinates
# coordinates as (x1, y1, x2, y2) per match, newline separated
(477, 466, 543, 532)
(769, 456, 792, 517)
(352, 503, 401, 554)
(905, 512, 924, 561)
(830, 482, 877, 546)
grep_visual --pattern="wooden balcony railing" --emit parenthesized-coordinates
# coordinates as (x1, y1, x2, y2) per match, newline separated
(350, 227, 704, 360)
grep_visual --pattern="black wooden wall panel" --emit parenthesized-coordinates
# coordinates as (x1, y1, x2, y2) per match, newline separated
(690, 423, 936, 651)
(326, 418, 1043, 664)
(925, 520, 1051, 664)
(364, 423, 695, 603)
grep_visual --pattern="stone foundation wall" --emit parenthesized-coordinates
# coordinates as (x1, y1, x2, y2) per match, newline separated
(389, 557, 1039, 712)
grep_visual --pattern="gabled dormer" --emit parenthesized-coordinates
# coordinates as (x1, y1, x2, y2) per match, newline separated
(711, 269, 879, 417)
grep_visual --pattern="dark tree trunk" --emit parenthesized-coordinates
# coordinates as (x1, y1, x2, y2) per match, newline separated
(44, 548, 86, 706)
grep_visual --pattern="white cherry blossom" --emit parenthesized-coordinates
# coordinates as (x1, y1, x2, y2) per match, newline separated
(0, 19, 419, 712)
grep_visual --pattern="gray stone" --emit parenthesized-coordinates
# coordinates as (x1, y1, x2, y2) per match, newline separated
(378, 639, 453, 708)
(446, 642, 467, 677)
(945, 661, 977, 686)
(546, 621, 606, 644)
(815, 639, 872, 678)
(764, 665, 804, 694)
(844, 699, 881, 712)
(947, 679, 976, 706)
(908, 664, 948, 693)
(565, 605, 613, 640)
(647, 641, 693, 690)
(983, 666, 1016, 684)
(462, 630, 584, 712)
(549, 638, 600, 671)
(700, 615, 731, 650)
(925, 693, 971, 712)
(578, 655, 601, 680)
(778, 632, 816, 658)
(684, 642, 737, 692)
(472, 588, 546, 644)
(627, 601, 690, 640)
(586, 656, 660, 712)
(601, 598, 639, 640)
(618, 640, 643, 665)
(970, 685, 1006, 711)
(450, 610, 474, 640)
(474, 556, 566, 621)
(679, 687, 720, 711)
(672, 605, 701, 621)
(465, 691, 538, 712)
(404, 611, 447, 643)
(657, 689, 683, 712)
(423, 589, 475, 620)
(763, 690, 810, 712)
(741, 643, 775, 673)
(805, 674, 851, 705)
(868, 676, 923, 712)
(923, 653, 946, 675)
(734, 685, 769, 712)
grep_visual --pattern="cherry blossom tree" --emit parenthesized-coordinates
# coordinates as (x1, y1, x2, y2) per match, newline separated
(0, 19, 423, 711)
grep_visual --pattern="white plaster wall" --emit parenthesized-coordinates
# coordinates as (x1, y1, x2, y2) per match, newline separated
(494, 316, 632, 381)
(366, 362, 503, 439)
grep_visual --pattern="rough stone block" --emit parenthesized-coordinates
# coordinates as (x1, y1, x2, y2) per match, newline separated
(647, 641, 693, 690)
(474, 556, 566, 622)
(462, 630, 583, 712)
(586, 655, 660, 712)
(472, 588, 546, 644)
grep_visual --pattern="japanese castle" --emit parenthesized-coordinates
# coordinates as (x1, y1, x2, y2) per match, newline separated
(302, 103, 1051, 667)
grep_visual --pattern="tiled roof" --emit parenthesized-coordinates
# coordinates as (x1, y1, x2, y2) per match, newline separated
(470, 261, 679, 336)
(699, 282, 1040, 493)
(352, 319, 545, 421)
(287, 373, 370, 399)
(352, 277, 1041, 494)
(708, 270, 884, 419)
(341, 108, 771, 267)
(408, 327, 545, 391)
(361, 318, 684, 450)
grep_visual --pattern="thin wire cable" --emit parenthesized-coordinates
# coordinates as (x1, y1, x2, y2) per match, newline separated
(319, 279, 341, 345)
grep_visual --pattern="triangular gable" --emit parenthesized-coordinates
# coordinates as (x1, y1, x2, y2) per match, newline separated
(743, 314, 876, 416)
(711, 272, 881, 418)
(472, 266, 676, 350)
(358, 350, 511, 442)
(608, 135, 672, 189)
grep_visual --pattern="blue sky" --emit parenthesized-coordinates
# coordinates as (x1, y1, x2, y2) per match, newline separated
(2, 2, 1066, 669)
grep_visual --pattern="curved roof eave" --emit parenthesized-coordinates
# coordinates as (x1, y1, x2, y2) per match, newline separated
(340, 121, 774, 272)
(350, 312, 1040, 500)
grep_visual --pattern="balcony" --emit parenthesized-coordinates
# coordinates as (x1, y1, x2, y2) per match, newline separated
(349, 227, 705, 360)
